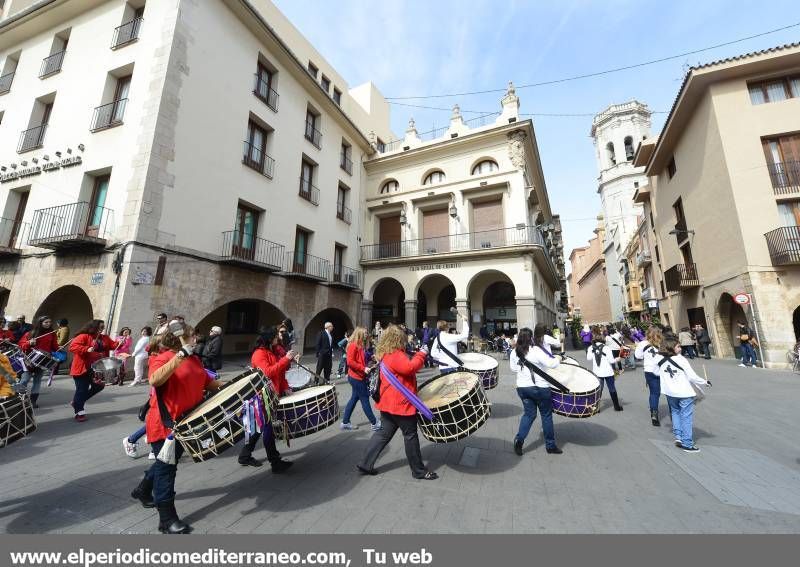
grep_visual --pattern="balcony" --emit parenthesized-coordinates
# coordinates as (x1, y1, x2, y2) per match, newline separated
(111, 17, 142, 49)
(764, 226, 800, 265)
(242, 141, 275, 178)
(641, 287, 655, 301)
(336, 204, 352, 224)
(664, 263, 700, 292)
(39, 51, 65, 78)
(304, 122, 322, 148)
(673, 218, 688, 243)
(636, 249, 652, 267)
(90, 99, 128, 131)
(17, 124, 47, 153)
(0, 218, 28, 257)
(298, 178, 320, 205)
(330, 265, 361, 289)
(28, 202, 110, 249)
(767, 161, 800, 196)
(253, 74, 279, 112)
(340, 153, 353, 175)
(284, 251, 330, 281)
(220, 231, 283, 272)
(0, 72, 14, 95)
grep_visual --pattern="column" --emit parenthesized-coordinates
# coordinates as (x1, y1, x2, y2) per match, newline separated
(455, 298, 470, 324)
(404, 300, 418, 329)
(515, 295, 536, 329)
(360, 300, 373, 330)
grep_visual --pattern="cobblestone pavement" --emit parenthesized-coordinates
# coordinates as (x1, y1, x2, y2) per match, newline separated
(1, 350, 799, 534)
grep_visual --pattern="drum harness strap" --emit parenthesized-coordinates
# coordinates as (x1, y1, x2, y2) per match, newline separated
(436, 334, 463, 367)
(379, 363, 434, 421)
(609, 336, 622, 350)
(519, 356, 569, 393)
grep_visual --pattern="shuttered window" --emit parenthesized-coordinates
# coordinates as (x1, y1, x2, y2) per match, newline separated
(472, 198, 503, 247)
(422, 209, 449, 253)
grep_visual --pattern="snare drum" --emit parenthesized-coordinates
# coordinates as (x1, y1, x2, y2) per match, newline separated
(0, 342, 28, 374)
(28, 349, 57, 372)
(547, 364, 602, 418)
(417, 371, 491, 443)
(90, 357, 123, 385)
(457, 352, 499, 390)
(285, 366, 313, 391)
(173, 369, 273, 463)
(0, 394, 36, 448)
(274, 385, 339, 440)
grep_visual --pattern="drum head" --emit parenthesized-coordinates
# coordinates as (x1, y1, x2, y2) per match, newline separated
(549, 364, 600, 393)
(182, 370, 263, 422)
(279, 385, 334, 405)
(286, 366, 313, 389)
(418, 372, 479, 408)
(91, 357, 121, 371)
(458, 352, 498, 370)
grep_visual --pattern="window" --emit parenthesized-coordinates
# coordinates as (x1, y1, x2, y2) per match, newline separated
(232, 202, 260, 259)
(649, 211, 654, 229)
(299, 159, 318, 204)
(472, 159, 499, 175)
(673, 198, 686, 235)
(380, 179, 399, 194)
(320, 75, 330, 93)
(293, 228, 311, 272)
(0, 51, 20, 95)
(19, 97, 52, 152)
(654, 244, 660, 263)
(376, 137, 386, 153)
(423, 170, 445, 185)
(778, 201, 800, 227)
(304, 108, 321, 148)
(112, 74, 131, 122)
(7, 190, 28, 248)
(333, 244, 345, 280)
(624, 136, 634, 161)
(88, 175, 110, 230)
(606, 142, 616, 166)
(667, 156, 677, 179)
(748, 75, 800, 105)
(112, 3, 144, 49)
(333, 88, 341, 105)
(340, 140, 352, 174)
(243, 120, 273, 177)
(254, 61, 278, 111)
(40, 30, 69, 78)
(227, 300, 260, 334)
(307, 61, 318, 79)
(762, 135, 800, 190)
(336, 184, 350, 223)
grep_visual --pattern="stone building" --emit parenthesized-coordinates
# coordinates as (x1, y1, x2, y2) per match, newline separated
(567, 216, 611, 325)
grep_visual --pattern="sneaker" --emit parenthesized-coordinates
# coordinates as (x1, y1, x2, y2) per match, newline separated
(680, 444, 700, 453)
(340, 422, 358, 431)
(123, 437, 139, 458)
(148, 451, 156, 460)
(238, 456, 262, 467)
(546, 446, 563, 455)
(738, 363, 746, 367)
(513, 438, 523, 456)
(75, 414, 87, 423)
(674, 439, 681, 447)
(370, 420, 382, 432)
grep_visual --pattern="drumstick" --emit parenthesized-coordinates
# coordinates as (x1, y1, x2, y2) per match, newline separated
(292, 359, 329, 384)
(702, 364, 712, 387)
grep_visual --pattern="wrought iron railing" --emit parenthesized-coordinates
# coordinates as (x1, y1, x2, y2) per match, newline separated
(111, 17, 143, 49)
(641, 287, 654, 301)
(285, 251, 330, 279)
(0, 218, 28, 249)
(664, 263, 700, 292)
(336, 204, 352, 224)
(242, 141, 275, 178)
(304, 122, 321, 148)
(767, 161, 800, 195)
(0, 72, 14, 95)
(298, 177, 320, 205)
(90, 98, 128, 131)
(340, 153, 353, 174)
(39, 50, 65, 78)
(18, 124, 47, 153)
(28, 202, 111, 245)
(220, 230, 283, 269)
(332, 265, 361, 288)
(253, 74, 279, 112)
(636, 249, 652, 266)
(764, 226, 800, 265)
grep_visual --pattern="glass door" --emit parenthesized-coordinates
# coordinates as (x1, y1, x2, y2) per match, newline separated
(294, 229, 308, 273)
(87, 175, 109, 236)
(233, 205, 258, 260)
(9, 191, 28, 248)
(112, 75, 131, 123)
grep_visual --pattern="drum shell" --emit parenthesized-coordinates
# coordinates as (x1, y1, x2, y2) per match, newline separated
(275, 385, 339, 440)
(91, 357, 123, 385)
(456, 353, 500, 390)
(0, 394, 36, 448)
(28, 349, 58, 372)
(417, 373, 491, 443)
(547, 364, 603, 418)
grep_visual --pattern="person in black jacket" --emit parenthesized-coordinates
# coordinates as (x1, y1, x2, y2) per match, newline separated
(694, 324, 712, 360)
(315, 322, 334, 384)
(202, 326, 224, 371)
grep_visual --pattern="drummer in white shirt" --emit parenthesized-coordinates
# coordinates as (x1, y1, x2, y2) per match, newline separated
(542, 330, 563, 356)
(634, 326, 664, 426)
(587, 327, 623, 412)
(430, 313, 470, 374)
(509, 325, 563, 456)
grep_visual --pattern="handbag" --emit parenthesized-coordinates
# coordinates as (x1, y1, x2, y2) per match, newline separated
(366, 365, 381, 402)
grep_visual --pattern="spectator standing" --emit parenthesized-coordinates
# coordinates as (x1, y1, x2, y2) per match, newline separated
(202, 326, 224, 372)
(694, 324, 712, 360)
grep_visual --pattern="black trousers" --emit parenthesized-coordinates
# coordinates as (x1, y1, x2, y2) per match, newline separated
(315, 354, 332, 384)
(238, 424, 280, 463)
(360, 411, 427, 478)
(698, 343, 711, 358)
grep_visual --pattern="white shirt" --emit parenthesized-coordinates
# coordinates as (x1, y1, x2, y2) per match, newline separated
(510, 345, 560, 388)
(431, 319, 470, 369)
(634, 340, 660, 374)
(654, 353, 707, 398)
(542, 334, 561, 354)
(605, 332, 623, 352)
(587, 341, 616, 377)
(132, 336, 150, 361)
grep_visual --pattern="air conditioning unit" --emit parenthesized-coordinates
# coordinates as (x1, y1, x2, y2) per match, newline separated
(345, 273, 358, 285)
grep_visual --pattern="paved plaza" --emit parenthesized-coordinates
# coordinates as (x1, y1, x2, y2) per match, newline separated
(1, 350, 800, 534)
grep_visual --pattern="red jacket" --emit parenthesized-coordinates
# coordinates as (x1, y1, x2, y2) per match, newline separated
(19, 331, 59, 354)
(251, 347, 291, 394)
(346, 342, 368, 380)
(0, 330, 16, 343)
(273, 343, 288, 358)
(69, 333, 117, 376)
(375, 349, 427, 416)
(146, 350, 212, 443)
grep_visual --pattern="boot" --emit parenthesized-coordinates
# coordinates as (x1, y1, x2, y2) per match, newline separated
(650, 409, 660, 427)
(271, 459, 293, 474)
(157, 501, 192, 534)
(610, 391, 623, 411)
(30, 393, 39, 409)
(130, 475, 155, 508)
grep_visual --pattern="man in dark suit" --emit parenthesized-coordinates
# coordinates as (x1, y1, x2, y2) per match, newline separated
(315, 321, 334, 385)
(694, 324, 712, 360)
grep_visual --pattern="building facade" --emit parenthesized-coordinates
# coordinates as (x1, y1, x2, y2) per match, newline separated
(590, 101, 651, 321)
(635, 43, 800, 367)
(567, 216, 612, 325)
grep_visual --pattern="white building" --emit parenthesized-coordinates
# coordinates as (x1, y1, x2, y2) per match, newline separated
(590, 100, 651, 320)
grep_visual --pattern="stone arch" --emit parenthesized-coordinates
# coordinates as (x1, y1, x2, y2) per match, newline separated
(469, 156, 499, 175)
(302, 307, 354, 351)
(196, 298, 286, 355)
(35, 285, 93, 330)
(414, 273, 456, 325)
(370, 277, 406, 327)
(716, 292, 747, 358)
(467, 270, 518, 336)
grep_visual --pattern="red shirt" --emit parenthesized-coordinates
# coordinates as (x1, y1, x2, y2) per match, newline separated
(69, 333, 118, 376)
(0, 330, 16, 343)
(251, 347, 291, 394)
(273, 343, 287, 358)
(146, 350, 212, 443)
(19, 331, 59, 354)
(375, 349, 427, 416)
(346, 342, 367, 380)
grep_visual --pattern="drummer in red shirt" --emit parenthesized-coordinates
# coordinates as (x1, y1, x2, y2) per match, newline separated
(238, 327, 295, 472)
(0, 316, 16, 343)
(357, 325, 438, 480)
(68, 319, 119, 422)
(130, 322, 222, 534)
(18, 316, 59, 408)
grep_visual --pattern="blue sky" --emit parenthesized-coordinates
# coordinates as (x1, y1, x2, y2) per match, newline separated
(273, 0, 799, 272)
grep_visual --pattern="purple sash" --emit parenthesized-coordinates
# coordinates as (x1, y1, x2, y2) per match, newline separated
(380, 362, 434, 421)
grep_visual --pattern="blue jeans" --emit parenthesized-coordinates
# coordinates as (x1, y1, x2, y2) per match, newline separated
(600, 375, 617, 394)
(128, 426, 146, 444)
(667, 396, 695, 448)
(17, 367, 45, 395)
(145, 439, 185, 504)
(682, 345, 696, 359)
(337, 354, 347, 375)
(644, 372, 660, 411)
(72, 372, 104, 413)
(515, 386, 556, 449)
(342, 377, 377, 425)
(741, 342, 756, 366)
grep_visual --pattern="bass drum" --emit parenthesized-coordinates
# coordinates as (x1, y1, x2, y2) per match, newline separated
(417, 371, 491, 443)
(0, 394, 36, 448)
(547, 363, 602, 418)
(457, 352, 499, 390)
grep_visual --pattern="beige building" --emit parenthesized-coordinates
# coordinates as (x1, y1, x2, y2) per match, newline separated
(568, 216, 611, 325)
(634, 42, 800, 366)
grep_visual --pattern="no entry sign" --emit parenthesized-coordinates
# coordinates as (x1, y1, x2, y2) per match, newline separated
(734, 293, 751, 305)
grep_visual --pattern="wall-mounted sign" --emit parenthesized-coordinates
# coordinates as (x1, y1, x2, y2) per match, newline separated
(132, 267, 155, 285)
(409, 262, 462, 272)
(0, 155, 82, 183)
(733, 293, 751, 305)
(91, 272, 104, 285)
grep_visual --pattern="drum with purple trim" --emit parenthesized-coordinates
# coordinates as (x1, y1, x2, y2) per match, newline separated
(457, 352, 499, 390)
(547, 363, 602, 418)
(274, 385, 339, 440)
(0, 341, 28, 374)
(28, 349, 57, 372)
